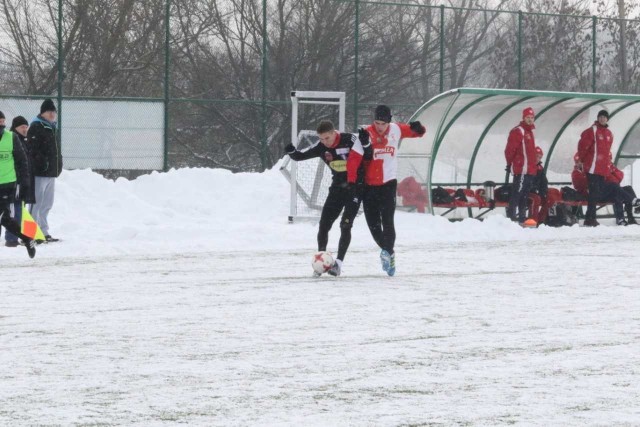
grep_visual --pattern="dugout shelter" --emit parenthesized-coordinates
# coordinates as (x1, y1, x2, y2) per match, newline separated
(399, 88, 640, 216)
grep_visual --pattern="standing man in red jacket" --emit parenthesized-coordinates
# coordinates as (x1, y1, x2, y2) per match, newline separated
(346, 105, 425, 277)
(504, 107, 537, 224)
(577, 110, 617, 226)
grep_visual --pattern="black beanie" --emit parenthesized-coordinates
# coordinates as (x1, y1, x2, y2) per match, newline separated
(374, 105, 392, 123)
(0, 111, 5, 119)
(40, 98, 57, 114)
(10, 116, 29, 131)
(597, 109, 610, 119)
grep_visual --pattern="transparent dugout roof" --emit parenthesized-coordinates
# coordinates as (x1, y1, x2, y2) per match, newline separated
(402, 88, 640, 213)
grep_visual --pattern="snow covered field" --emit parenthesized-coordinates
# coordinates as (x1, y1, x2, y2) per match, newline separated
(2, 167, 640, 425)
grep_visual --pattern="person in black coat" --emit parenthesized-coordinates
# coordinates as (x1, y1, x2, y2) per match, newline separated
(4, 116, 36, 247)
(27, 98, 61, 242)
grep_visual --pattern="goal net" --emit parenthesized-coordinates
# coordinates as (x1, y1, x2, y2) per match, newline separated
(280, 91, 346, 222)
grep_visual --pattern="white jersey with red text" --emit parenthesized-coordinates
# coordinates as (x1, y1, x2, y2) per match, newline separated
(347, 122, 423, 186)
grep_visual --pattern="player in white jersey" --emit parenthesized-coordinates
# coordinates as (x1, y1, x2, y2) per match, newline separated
(346, 105, 426, 276)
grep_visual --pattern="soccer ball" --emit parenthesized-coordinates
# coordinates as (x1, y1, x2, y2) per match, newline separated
(311, 251, 334, 274)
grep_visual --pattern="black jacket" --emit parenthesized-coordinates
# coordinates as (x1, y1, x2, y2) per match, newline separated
(27, 115, 62, 178)
(0, 131, 33, 203)
(14, 131, 36, 203)
(288, 132, 371, 188)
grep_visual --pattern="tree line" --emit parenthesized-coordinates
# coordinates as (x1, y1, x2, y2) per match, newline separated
(0, 0, 638, 172)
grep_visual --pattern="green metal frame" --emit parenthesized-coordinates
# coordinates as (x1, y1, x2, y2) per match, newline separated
(615, 116, 640, 164)
(592, 16, 597, 92)
(464, 97, 533, 216)
(422, 91, 461, 213)
(163, 0, 171, 172)
(57, 0, 63, 145)
(466, 97, 533, 187)
(543, 99, 606, 172)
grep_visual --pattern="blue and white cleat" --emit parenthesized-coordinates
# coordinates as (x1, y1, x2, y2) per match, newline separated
(380, 249, 391, 273)
(387, 253, 396, 276)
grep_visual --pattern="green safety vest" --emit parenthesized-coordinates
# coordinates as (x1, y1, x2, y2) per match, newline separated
(0, 130, 17, 185)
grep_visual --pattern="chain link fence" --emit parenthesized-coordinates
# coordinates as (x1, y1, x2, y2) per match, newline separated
(1, 0, 639, 175)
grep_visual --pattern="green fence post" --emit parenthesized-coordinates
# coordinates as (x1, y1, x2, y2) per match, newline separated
(163, 0, 170, 172)
(592, 15, 597, 93)
(517, 11, 523, 89)
(439, 5, 444, 93)
(354, 0, 360, 130)
(261, 0, 268, 170)
(57, 0, 63, 135)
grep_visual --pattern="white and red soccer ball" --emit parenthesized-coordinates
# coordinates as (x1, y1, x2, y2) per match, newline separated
(311, 251, 334, 274)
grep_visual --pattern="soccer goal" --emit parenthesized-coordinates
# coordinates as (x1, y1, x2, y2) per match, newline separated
(280, 91, 346, 223)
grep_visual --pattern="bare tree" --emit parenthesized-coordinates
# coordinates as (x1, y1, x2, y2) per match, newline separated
(596, 0, 640, 92)
(490, 0, 593, 91)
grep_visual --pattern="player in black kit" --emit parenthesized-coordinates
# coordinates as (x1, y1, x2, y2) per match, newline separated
(285, 120, 371, 276)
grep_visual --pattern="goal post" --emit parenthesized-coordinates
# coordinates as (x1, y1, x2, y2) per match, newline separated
(281, 91, 346, 223)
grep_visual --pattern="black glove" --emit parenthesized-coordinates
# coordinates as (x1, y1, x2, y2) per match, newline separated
(357, 128, 370, 147)
(284, 143, 296, 154)
(16, 184, 34, 204)
(22, 187, 35, 204)
(409, 121, 426, 135)
(505, 164, 511, 173)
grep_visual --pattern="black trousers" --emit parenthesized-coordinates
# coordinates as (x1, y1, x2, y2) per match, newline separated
(507, 174, 533, 222)
(600, 182, 634, 221)
(0, 186, 28, 242)
(585, 173, 604, 220)
(363, 180, 397, 255)
(318, 185, 363, 261)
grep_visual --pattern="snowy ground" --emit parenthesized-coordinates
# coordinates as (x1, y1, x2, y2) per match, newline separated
(1, 167, 640, 425)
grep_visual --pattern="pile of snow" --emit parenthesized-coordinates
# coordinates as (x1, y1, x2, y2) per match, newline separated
(3, 163, 640, 260)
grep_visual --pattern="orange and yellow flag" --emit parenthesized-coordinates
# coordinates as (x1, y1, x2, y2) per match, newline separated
(20, 203, 45, 240)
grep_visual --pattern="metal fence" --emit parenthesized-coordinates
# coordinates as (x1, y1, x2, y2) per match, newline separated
(1, 0, 639, 174)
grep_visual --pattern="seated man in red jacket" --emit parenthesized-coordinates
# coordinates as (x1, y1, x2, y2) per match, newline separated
(605, 153, 638, 225)
(571, 153, 588, 198)
(528, 146, 548, 225)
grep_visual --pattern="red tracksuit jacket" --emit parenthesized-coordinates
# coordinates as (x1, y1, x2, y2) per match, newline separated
(505, 122, 537, 176)
(577, 122, 613, 177)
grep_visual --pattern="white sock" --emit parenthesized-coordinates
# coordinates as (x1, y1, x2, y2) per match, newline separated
(335, 259, 343, 268)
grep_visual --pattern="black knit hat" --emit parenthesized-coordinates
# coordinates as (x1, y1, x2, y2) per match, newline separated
(10, 116, 28, 131)
(597, 109, 610, 119)
(40, 98, 57, 114)
(374, 105, 392, 123)
(0, 111, 5, 119)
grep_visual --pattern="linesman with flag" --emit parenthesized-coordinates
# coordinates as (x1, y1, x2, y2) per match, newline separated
(0, 110, 37, 258)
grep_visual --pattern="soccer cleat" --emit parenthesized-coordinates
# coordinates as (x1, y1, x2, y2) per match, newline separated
(380, 250, 391, 272)
(24, 239, 36, 258)
(387, 253, 396, 277)
(327, 260, 342, 277)
(632, 198, 640, 208)
(583, 218, 600, 227)
(5, 240, 18, 248)
(45, 235, 60, 243)
(616, 218, 628, 226)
